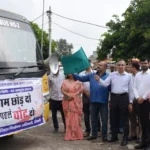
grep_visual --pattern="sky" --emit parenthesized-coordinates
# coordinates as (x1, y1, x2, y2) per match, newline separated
(0, 0, 131, 57)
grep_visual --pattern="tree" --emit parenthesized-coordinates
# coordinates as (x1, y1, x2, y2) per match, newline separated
(55, 39, 73, 59)
(30, 22, 57, 59)
(30, 23, 73, 60)
(97, 0, 150, 61)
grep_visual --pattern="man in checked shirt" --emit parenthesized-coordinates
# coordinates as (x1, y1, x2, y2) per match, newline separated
(49, 68, 66, 133)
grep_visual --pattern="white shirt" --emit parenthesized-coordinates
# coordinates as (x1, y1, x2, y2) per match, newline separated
(132, 74, 136, 84)
(130, 73, 138, 100)
(48, 73, 65, 101)
(133, 69, 150, 100)
(100, 71, 133, 103)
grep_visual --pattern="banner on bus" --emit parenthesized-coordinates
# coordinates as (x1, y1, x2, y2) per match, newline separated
(0, 78, 45, 137)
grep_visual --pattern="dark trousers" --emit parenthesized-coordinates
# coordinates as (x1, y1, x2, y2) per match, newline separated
(82, 94, 101, 133)
(50, 99, 65, 129)
(139, 100, 150, 143)
(91, 102, 108, 138)
(110, 107, 123, 133)
(129, 100, 141, 138)
(111, 93, 129, 140)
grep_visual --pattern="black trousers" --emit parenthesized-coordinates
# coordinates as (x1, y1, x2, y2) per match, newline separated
(82, 94, 101, 133)
(50, 99, 66, 129)
(139, 100, 150, 143)
(111, 93, 129, 140)
(129, 100, 141, 137)
(110, 106, 123, 133)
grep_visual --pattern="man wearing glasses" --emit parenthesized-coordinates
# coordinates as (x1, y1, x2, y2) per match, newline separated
(95, 59, 133, 146)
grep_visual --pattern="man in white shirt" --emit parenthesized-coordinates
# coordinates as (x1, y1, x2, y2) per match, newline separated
(128, 62, 141, 143)
(95, 60, 133, 146)
(125, 65, 131, 73)
(133, 58, 150, 150)
(49, 69, 65, 133)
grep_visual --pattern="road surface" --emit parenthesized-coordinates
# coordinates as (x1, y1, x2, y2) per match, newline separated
(0, 114, 137, 150)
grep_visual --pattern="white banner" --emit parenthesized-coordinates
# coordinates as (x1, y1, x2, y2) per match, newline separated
(0, 78, 45, 137)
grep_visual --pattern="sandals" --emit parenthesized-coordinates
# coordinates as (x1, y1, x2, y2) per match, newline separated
(83, 132, 90, 137)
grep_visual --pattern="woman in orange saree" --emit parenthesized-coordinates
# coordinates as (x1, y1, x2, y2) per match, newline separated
(61, 74, 83, 141)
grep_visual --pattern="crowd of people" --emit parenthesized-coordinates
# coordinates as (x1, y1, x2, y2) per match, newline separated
(48, 58, 150, 150)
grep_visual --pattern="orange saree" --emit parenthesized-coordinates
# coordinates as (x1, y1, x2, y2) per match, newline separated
(62, 80, 83, 141)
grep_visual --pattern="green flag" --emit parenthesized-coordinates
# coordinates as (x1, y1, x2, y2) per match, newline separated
(61, 47, 90, 74)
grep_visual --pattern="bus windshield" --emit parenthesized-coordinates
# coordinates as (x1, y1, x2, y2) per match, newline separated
(0, 17, 42, 69)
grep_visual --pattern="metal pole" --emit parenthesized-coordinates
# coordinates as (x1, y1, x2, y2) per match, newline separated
(41, 0, 45, 57)
(47, 6, 52, 56)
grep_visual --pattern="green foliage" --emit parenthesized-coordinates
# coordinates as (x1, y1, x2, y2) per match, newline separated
(30, 22, 57, 59)
(97, 0, 150, 61)
(55, 39, 73, 59)
(30, 23, 73, 60)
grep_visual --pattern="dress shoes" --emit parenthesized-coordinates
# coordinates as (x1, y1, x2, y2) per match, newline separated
(53, 128, 58, 133)
(136, 138, 142, 144)
(144, 144, 150, 150)
(134, 142, 147, 149)
(108, 137, 118, 142)
(87, 136, 97, 141)
(144, 146, 150, 150)
(128, 136, 137, 141)
(102, 137, 108, 142)
(121, 140, 128, 146)
(144, 145, 150, 150)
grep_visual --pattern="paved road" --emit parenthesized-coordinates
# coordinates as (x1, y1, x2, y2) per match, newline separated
(0, 115, 137, 150)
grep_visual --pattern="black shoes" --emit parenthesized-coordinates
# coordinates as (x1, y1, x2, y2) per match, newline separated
(87, 136, 108, 142)
(136, 138, 142, 144)
(144, 145, 150, 150)
(134, 142, 147, 149)
(102, 137, 108, 142)
(53, 128, 58, 133)
(128, 136, 137, 141)
(108, 137, 119, 142)
(121, 140, 128, 146)
(87, 136, 97, 141)
(108, 137, 128, 146)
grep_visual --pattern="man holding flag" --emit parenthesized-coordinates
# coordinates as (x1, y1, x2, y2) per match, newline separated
(80, 62, 102, 138)
(61, 48, 109, 142)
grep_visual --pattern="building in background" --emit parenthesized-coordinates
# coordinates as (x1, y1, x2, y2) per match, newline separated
(89, 51, 97, 64)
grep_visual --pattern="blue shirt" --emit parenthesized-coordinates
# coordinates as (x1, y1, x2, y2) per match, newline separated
(73, 72, 109, 103)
